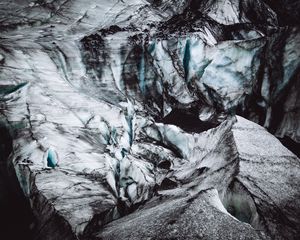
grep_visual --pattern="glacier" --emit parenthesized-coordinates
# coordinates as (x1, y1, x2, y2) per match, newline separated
(0, 0, 299, 239)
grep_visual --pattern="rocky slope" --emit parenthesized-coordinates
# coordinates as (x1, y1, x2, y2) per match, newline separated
(0, 0, 299, 239)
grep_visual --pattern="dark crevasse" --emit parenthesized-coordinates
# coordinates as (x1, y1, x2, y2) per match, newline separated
(0, 122, 34, 240)
(262, 0, 300, 26)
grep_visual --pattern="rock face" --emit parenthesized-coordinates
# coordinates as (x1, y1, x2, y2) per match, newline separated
(0, 0, 299, 240)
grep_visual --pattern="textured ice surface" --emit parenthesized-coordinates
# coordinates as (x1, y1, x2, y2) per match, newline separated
(0, 0, 300, 239)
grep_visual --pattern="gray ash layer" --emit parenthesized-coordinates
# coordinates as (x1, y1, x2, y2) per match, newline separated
(0, 0, 299, 240)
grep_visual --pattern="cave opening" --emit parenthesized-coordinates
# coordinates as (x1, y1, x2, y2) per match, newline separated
(221, 180, 260, 228)
(161, 108, 217, 133)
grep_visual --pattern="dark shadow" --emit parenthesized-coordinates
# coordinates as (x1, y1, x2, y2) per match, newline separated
(0, 123, 34, 240)
(279, 136, 300, 158)
(161, 108, 217, 133)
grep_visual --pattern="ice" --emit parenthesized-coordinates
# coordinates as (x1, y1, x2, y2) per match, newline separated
(0, 0, 299, 239)
(44, 147, 59, 168)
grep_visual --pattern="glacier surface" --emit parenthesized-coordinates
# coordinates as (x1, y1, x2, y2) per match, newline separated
(0, 0, 299, 239)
